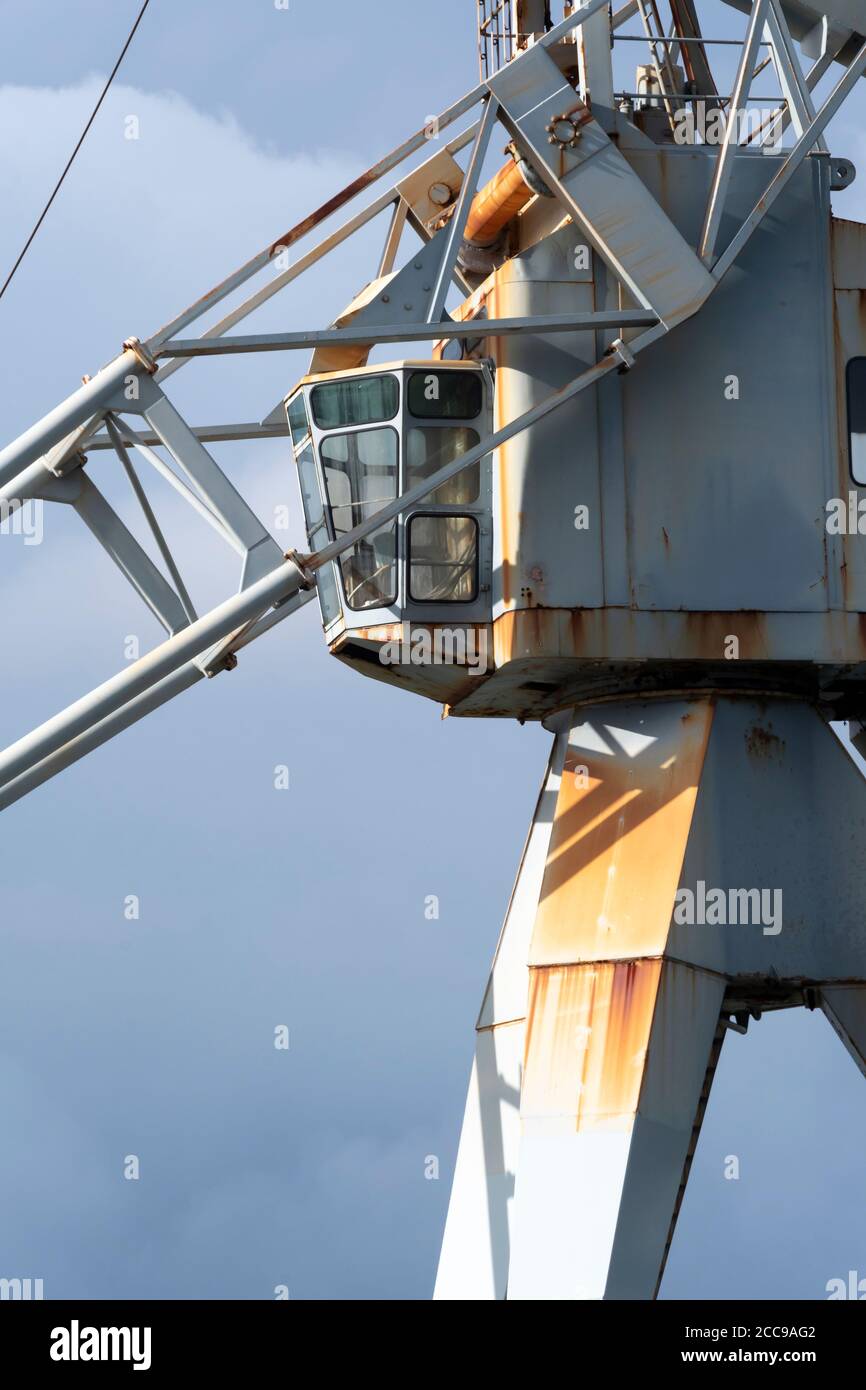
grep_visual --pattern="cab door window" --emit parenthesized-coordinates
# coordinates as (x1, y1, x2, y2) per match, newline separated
(406, 426, 480, 504)
(408, 514, 479, 603)
(320, 426, 398, 610)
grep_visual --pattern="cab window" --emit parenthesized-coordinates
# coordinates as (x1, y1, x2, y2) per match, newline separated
(408, 514, 478, 603)
(848, 358, 866, 485)
(311, 375, 399, 430)
(407, 371, 482, 420)
(320, 427, 398, 610)
(406, 426, 480, 504)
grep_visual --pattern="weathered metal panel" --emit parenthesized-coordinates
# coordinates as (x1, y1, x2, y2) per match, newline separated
(330, 624, 494, 708)
(507, 1128, 634, 1298)
(529, 699, 713, 964)
(489, 604, 866, 665)
(820, 986, 866, 1077)
(620, 153, 832, 613)
(508, 959, 725, 1300)
(474, 151, 837, 641)
(433, 1021, 525, 1300)
(308, 234, 457, 374)
(484, 225, 604, 614)
(488, 43, 715, 326)
(604, 964, 727, 1299)
(832, 217, 866, 290)
(831, 220, 866, 612)
(672, 697, 866, 980)
(395, 147, 467, 229)
(445, 607, 866, 720)
(521, 959, 663, 1132)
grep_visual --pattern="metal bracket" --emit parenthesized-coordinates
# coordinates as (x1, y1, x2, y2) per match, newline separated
(607, 337, 636, 372)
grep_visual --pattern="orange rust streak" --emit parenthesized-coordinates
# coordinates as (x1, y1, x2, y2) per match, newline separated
(488, 276, 516, 608)
(521, 960, 663, 1133)
(530, 703, 714, 964)
(268, 167, 380, 259)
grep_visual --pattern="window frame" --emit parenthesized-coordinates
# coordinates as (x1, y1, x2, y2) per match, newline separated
(407, 511, 480, 605)
(310, 373, 401, 431)
(319, 421, 401, 612)
(847, 357, 866, 486)
(286, 388, 345, 629)
(404, 423, 482, 507)
(406, 368, 484, 421)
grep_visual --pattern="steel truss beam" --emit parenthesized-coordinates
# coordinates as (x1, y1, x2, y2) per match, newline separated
(86, 422, 291, 450)
(711, 30, 866, 278)
(700, 0, 771, 264)
(155, 311, 659, 359)
(0, 587, 316, 814)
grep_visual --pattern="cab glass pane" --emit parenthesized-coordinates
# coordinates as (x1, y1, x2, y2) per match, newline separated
(848, 358, 866, 485)
(320, 427, 398, 610)
(309, 523, 341, 626)
(407, 426, 480, 504)
(295, 442, 324, 534)
(407, 370, 482, 420)
(408, 514, 478, 602)
(311, 375, 399, 430)
(287, 392, 311, 448)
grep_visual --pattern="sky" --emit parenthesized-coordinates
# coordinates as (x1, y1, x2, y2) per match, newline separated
(1, 0, 866, 1301)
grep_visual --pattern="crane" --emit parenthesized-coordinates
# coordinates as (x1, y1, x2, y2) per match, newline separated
(3, 0, 866, 1299)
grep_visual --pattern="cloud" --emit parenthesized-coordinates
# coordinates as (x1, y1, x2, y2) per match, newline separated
(0, 80, 368, 717)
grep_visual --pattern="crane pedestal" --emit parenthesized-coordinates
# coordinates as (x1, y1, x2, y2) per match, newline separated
(435, 695, 866, 1300)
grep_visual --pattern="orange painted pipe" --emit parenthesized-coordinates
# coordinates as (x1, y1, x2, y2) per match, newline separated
(463, 159, 533, 246)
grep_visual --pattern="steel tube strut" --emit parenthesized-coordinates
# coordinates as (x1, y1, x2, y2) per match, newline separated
(0, 589, 316, 813)
(0, 558, 310, 794)
(0, 349, 141, 485)
(144, 0, 608, 351)
(156, 312, 658, 358)
(713, 36, 866, 279)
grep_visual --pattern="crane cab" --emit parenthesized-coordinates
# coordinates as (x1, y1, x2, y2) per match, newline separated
(285, 360, 494, 702)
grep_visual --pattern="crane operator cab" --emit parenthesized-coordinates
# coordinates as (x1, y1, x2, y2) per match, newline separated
(285, 360, 494, 704)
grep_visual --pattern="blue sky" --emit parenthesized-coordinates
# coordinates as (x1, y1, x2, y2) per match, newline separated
(1, 0, 866, 1299)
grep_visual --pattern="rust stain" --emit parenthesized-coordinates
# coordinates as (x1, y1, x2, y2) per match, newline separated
(491, 607, 783, 667)
(521, 959, 663, 1132)
(529, 700, 714, 963)
(268, 165, 389, 259)
(489, 275, 517, 608)
(744, 722, 785, 762)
